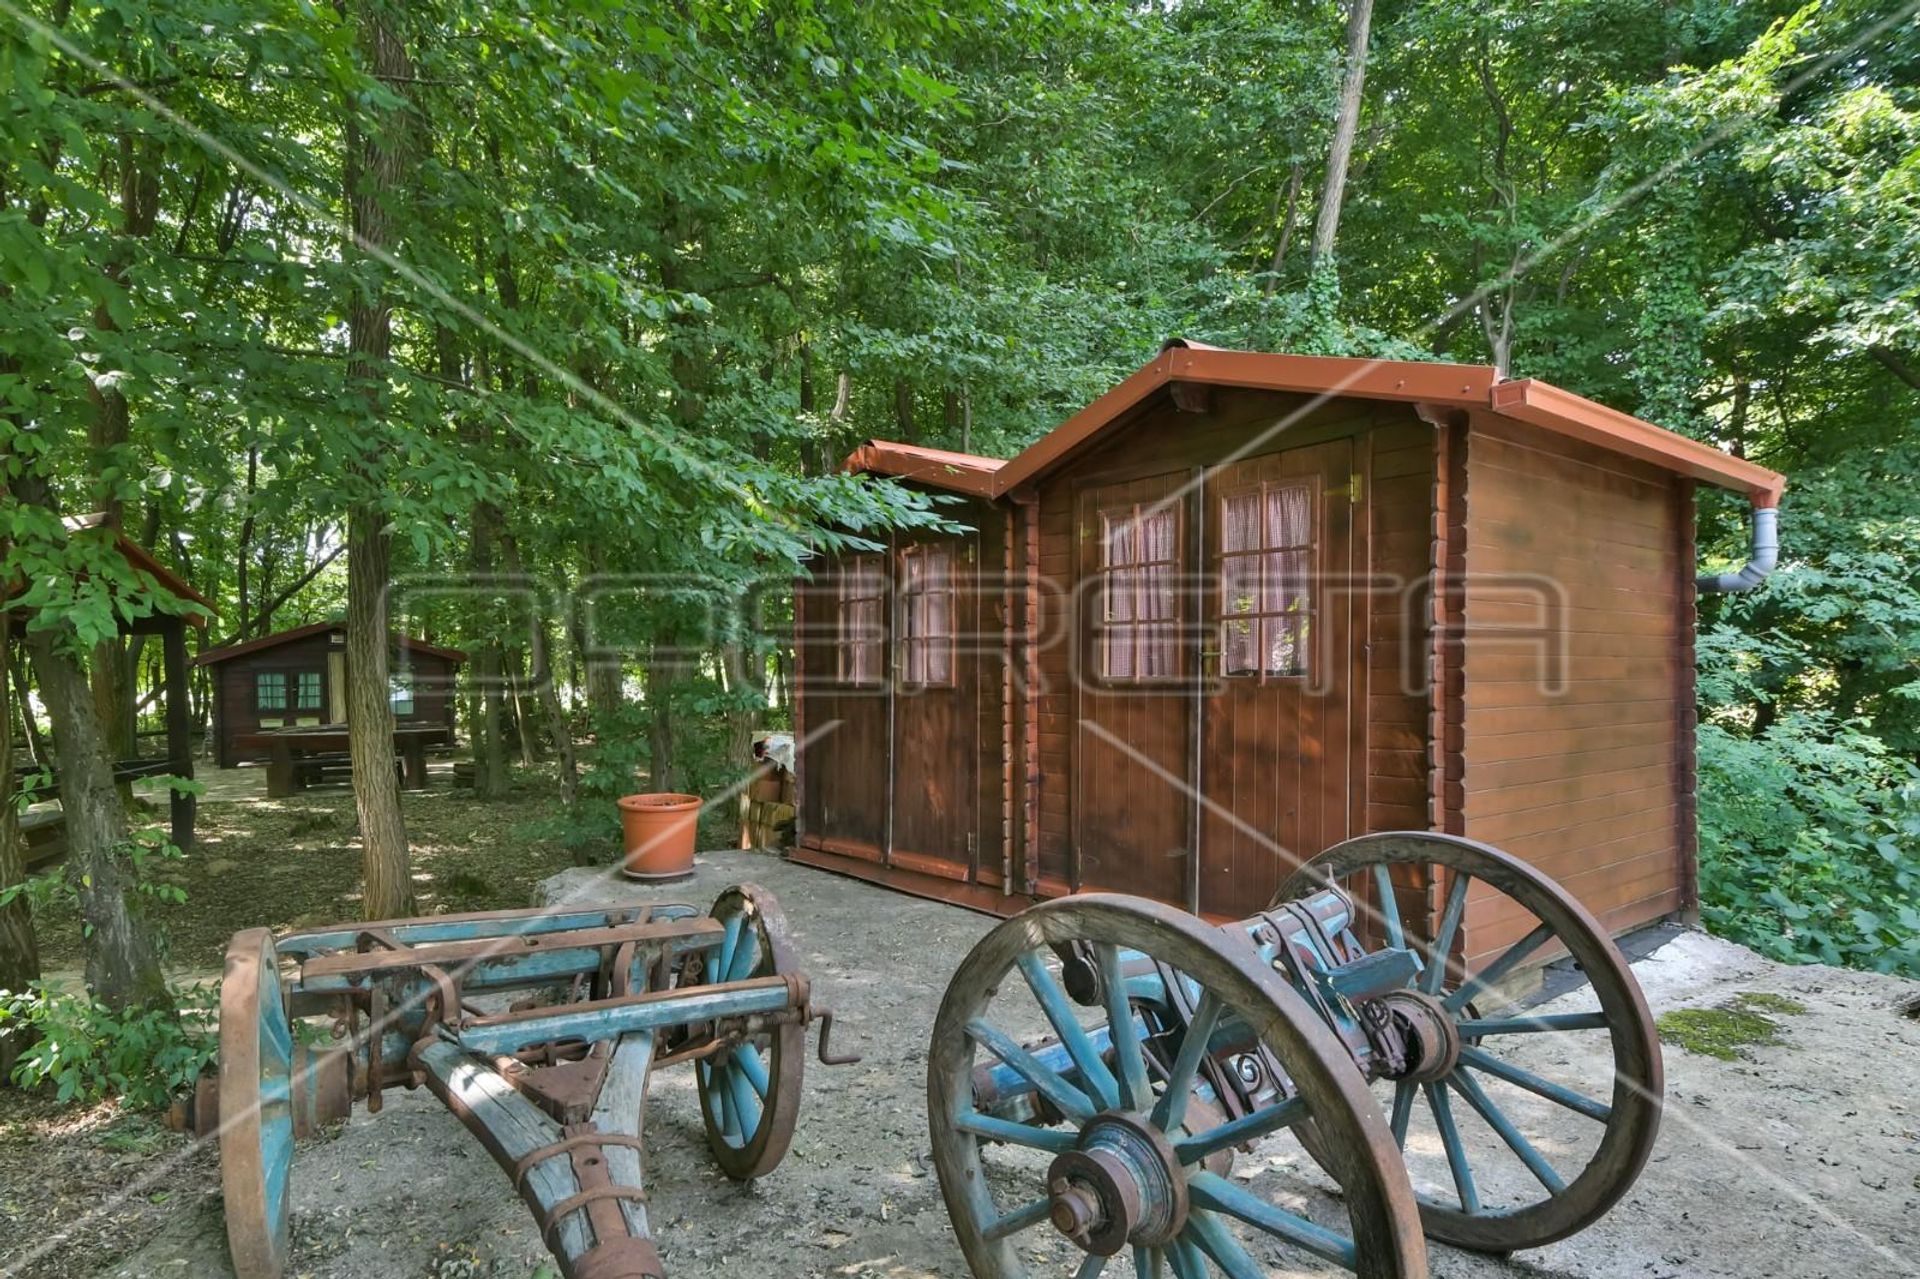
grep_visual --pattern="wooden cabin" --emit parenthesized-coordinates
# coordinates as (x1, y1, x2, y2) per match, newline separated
(196, 622, 465, 768)
(792, 341, 1786, 969)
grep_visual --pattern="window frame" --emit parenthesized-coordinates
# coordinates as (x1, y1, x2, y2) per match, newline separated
(254, 670, 288, 713)
(835, 554, 887, 687)
(897, 542, 956, 689)
(1092, 500, 1184, 686)
(389, 671, 416, 717)
(296, 670, 324, 712)
(1214, 477, 1318, 684)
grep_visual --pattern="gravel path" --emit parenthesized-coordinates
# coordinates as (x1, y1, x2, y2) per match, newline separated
(92, 850, 1919, 1279)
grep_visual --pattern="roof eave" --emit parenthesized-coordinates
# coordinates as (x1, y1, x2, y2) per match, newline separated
(1489, 380, 1786, 506)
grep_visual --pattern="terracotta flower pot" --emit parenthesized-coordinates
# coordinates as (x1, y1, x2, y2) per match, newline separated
(616, 792, 702, 881)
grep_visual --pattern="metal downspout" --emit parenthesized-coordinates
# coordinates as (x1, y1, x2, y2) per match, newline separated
(1696, 506, 1778, 593)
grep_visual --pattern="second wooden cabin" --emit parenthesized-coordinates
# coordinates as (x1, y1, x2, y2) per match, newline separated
(793, 341, 1785, 968)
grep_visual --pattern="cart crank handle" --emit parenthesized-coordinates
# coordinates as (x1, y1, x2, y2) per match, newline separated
(815, 1009, 862, 1066)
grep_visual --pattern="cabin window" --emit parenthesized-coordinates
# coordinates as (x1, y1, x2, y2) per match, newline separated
(836, 555, 886, 686)
(255, 672, 288, 711)
(1097, 504, 1180, 682)
(899, 544, 955, 687)
(1218, 481, 1314, 679)
(390, 672, 416, 716)
(296, 671, 323, 711)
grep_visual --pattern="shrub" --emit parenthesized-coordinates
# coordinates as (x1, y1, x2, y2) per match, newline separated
(0, 983, 217, 1109)
(1696, 712, 1920, 977)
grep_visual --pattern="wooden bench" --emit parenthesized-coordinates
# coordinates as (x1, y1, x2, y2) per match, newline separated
(20, 809, 68, 872)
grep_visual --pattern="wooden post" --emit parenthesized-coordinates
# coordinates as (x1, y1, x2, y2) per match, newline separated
(162, 618, 196, 849)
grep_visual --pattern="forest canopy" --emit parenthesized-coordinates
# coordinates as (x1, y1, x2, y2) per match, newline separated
(1, 0, 1917, 1045)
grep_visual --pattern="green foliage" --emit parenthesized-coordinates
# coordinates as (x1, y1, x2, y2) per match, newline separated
(0, 983, 217, 1109)
(1696, 714, 1920, 977)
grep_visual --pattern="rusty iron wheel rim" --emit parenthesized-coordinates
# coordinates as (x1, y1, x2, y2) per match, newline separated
(928, 893, 1427, 1279)
(218, 927, 296, 1279)
(695, 883, 805, 1180)
(1276, 832, 1664, 1254)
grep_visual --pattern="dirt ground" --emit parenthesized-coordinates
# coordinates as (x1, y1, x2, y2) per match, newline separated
(3, 849, 1902, 1279)
(31, 764, 590, 977)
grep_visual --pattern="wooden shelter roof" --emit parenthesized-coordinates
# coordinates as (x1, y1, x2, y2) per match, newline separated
(4, 514, 215, 628)
(844, 341, 1787, 507)
(193, 620, 467, 667)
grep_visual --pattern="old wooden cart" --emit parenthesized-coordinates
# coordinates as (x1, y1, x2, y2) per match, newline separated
(190, 883, 855, 1279)
(928, 831, 1663, 1278)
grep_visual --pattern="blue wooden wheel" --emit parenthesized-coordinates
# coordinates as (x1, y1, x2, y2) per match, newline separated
(930, 895, 1426, 1279)
(1275, 832, 1664, 1254)
(218, 927, 296, 1279)
(695, 884, 804, 1180)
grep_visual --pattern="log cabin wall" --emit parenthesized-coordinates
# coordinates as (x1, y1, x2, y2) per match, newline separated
(792, 493, 1009, 896)
(1455, 414, 1688, 967)
(1028, 385, 1438, 917)
(209, 628, 460, 766)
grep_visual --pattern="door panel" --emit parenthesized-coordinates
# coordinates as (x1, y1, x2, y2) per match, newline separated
(1198, 439, 1357, 918)
(1073, 471, 1195, 904)
(798, 552, 890, 858)
(890, 534, 979, 877)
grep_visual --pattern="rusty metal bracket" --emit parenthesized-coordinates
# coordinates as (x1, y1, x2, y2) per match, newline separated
(512, 1130, 649, 1193)
(814, 1009, 862, 1066)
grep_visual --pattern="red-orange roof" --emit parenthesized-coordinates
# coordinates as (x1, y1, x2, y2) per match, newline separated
(194, 620, 467, 666)
(842, 441, 1002, 499)
(844, 342, 1786, 507)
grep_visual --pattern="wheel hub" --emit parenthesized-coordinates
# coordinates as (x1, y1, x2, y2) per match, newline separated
(1378, 989, 1461, 1083)
(1045, 1112, 1187, 1255)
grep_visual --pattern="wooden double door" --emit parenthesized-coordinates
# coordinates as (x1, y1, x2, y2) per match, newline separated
(801, 533, 983, 882)
(1073, 439, 1360, 919)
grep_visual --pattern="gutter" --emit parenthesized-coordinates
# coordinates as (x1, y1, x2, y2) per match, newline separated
(1697, 504, 1779, 594)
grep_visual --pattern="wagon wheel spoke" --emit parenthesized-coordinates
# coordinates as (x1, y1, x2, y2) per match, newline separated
(1149, 992, 1222, 1132)
(965, 1018, 1098, 1123)
(1387, 1080, 1415, 1149)
(1274, 831, 1664, 1255)
(1187, 1171, 1359, 1269)
(1423, 1082, 1480, 1214)
(1182, 1206, 1267, 1279)
(1164, 1235, 1208, 1279)
(697, 885, 804, 1181)
(929, 897, 1424, 1279)
(1370, 863, 1405, 952)
(1454, 1011, 1610, 1037)
(1421, 871, 1470, 995)
(1017, 951, 1121, 1110)
(1094, 943, 1151, 1110)
(1173, 1096, 1307, 1166)
(985, 1197, 1054, 1241)
(1456, 1046, 1611, 1122)
(1446, 1069, 1565, 1194)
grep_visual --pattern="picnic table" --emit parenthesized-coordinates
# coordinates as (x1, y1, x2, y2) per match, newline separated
(235, 725, 449, 798)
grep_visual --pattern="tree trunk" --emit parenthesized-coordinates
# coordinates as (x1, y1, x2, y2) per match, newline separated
(344, 0, 416, 921)
(86, 135, 161, 783)
(25, 628, 167, 1009)
(1264, 162, 1304, 294)
(11, 654, 46, 766)
(467, 501, 509, 799)
(346, 506, 411, 919)
(505, 651, 537, 767)
(0, 608, 41, 1020)
(645, 644, 680, 794)
(500, 533, 576, 803)
(722, 641, 766, 848)
(893, 378, 916, 443)
(1309, 0, 1375, 268)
